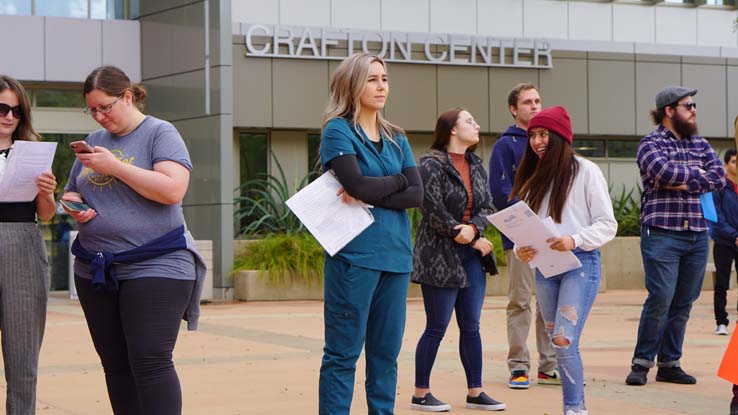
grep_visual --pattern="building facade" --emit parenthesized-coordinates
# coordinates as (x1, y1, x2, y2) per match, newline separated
(2, 0, 738, 297)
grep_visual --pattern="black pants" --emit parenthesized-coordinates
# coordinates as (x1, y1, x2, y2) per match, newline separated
(713, 243, 738, 326)
(75, 276, 195, 415)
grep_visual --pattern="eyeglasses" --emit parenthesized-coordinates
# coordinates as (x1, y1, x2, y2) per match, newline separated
(675, 102, 697, 111)
(84, 96, 122, 116)
(0, 103, 22, 119)
(463, 118, 479, 127)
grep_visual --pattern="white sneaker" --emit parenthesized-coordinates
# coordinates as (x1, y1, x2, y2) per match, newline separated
(717, 324, 729, 335)
(565, 410, 588, 415)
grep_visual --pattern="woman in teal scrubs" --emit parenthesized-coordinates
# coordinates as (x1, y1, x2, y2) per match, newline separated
(318, 52, 423, 415)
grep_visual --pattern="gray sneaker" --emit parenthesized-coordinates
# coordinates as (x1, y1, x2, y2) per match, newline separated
(411, 393, 451, 412)
(466, 392, 506, 411)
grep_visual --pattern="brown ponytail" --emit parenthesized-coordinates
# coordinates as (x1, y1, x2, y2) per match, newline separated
(83, 66, 146, 110)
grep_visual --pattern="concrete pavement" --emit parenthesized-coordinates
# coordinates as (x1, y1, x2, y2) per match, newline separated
(11, 289, 738, 414)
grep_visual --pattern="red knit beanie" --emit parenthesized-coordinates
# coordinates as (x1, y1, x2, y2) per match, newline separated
(527, 106, 573, 145)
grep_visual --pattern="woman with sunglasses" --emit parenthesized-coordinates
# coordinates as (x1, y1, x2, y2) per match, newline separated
(61, 66, 205, 415)
(0, 74, 57, 414)
(511, 107, 617, 415)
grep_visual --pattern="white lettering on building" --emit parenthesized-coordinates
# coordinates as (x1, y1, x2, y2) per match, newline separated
(241, 24, 552, 69)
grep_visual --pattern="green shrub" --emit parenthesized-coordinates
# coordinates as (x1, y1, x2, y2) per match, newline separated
(484, 226, 507, 267)
(232, 232, 324, 286)
(611, 185, 642, 236)
(233, 156, 317, 238)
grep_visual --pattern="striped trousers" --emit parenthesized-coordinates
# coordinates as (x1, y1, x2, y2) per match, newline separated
(0, 223, 49, 415)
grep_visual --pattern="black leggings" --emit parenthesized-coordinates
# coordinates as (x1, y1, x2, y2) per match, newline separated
(75, 276, 195, 415)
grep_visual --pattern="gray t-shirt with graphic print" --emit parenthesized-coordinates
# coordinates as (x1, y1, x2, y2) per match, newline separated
(65, 116, 195, 281)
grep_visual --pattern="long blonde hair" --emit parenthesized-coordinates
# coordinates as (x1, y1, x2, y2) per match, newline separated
(321, 53, 404, 147)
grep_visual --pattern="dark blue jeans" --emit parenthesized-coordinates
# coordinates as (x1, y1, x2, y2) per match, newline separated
(632, 226, 709, 368)
(414, 245, 486, 389)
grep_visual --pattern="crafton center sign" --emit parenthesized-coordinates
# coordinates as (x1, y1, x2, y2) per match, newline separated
(241, 23, 553, 69)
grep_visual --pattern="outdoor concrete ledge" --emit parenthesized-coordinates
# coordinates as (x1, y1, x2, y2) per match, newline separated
(12, 289, 738, 414)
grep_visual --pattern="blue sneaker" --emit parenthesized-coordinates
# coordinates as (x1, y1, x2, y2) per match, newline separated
(508, 370, 530, 389)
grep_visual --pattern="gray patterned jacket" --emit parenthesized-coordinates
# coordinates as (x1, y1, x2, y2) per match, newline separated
(411, 149, 494, 288)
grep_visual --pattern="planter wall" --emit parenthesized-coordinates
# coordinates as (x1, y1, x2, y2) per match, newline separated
(233, 270, 323, 301)
(232, 237, 733, 301)
(235, 268, 510, 302)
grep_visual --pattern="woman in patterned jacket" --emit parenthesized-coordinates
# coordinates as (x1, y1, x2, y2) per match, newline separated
(410, 108, 505, 412)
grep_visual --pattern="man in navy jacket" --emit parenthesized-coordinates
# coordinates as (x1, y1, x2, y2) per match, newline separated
(489, 83, 558, 389)
(710, 149, 738, 336)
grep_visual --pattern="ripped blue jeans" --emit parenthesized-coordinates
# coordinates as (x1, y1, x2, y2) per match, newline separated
(535, 249, 601, 414)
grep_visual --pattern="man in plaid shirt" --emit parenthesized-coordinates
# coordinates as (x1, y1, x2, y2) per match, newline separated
(626, 86, 726, 386)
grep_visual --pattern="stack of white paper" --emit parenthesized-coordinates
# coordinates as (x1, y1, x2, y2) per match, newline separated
(0, 141, 57, 202)
(286, 171, 374, 256)
(487, 201, 582, 278)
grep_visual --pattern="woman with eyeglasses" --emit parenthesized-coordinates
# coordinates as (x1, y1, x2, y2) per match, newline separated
(61, 66, 205, 415)
(0, 75, 57, 415)
(410, 108, 505, 412)
(511, 107, 617, 415)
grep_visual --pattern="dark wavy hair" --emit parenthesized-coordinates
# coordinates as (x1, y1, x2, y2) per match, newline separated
(430, 107, 477, 152)
(510, 131, 578, 223)
(0, 75, 39, 142)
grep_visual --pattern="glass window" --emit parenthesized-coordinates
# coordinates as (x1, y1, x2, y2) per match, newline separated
(239, 133, 268, 185)
(91, 0, 126, 19)
(129, 0, 139, 19)
(42, 133, 86, 195)
(39, 133, 86, 292)
(307, 133, 321, 177)
(0, 0, 31, 15)
(35, 89, 86, 108)
(608, 140, 640, 158)
(90, 0, 107, 19)
(573, 140, 605, 158)
(35, 0, 88, 18)
(236, 133, 268, 233)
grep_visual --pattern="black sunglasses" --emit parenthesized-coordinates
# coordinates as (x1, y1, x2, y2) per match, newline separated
(0, 103, 22, 119)
(675, 102, 697, 111)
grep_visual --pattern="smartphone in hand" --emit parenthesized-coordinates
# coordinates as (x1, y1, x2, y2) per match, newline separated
(69, 141, 94, 154)
(60, 199, 91, 212)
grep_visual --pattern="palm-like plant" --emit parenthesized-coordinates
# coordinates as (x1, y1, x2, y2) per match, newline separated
(234, 156, 318, 237)
(610, 185, 642, 237)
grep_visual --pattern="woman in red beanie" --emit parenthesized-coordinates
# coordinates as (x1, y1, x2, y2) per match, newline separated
(510, 106, 618, 415)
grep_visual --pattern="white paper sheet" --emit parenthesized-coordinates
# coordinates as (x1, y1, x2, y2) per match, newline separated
(487, 201, 582, 278)
(285, 171, 374, 256)
(0, 141, 57, 202)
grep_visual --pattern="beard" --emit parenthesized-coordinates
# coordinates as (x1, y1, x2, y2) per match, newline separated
(671, 112, 698, 138)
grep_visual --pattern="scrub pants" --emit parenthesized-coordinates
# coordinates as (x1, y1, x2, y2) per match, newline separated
(318, 256, 409, 415)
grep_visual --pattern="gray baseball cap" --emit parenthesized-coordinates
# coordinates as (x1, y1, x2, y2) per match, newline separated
(655, 86, 698, 109)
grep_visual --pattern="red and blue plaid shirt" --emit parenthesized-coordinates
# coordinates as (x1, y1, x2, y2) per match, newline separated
(637, 124, 725, 232)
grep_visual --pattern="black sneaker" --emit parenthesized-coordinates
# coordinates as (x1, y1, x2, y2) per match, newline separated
(655, 366, 696, 384)
(625, 363, 649, 386)
(466, 392, 506, 411)
(411, 393, 451, 412)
